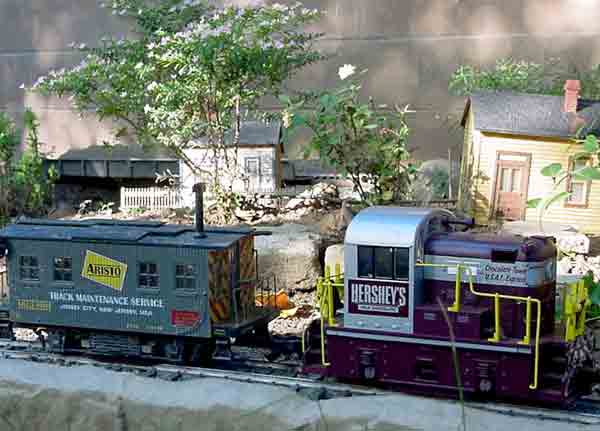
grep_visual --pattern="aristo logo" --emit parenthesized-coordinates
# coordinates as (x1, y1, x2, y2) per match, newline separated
(82, 251, 127, 291)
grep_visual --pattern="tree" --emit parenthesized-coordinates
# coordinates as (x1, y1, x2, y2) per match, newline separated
(283, 66, 414, 205)
(31, 0, 325, 219)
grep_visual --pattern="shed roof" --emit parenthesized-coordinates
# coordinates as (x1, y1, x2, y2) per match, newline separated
(345, 207, 453, 248)
(0, 219, 253, 249)
(462, 91, 600, 139)
(189, 121, 283, 149)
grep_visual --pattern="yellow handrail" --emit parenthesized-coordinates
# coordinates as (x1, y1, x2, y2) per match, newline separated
(416, 262, 542, 390)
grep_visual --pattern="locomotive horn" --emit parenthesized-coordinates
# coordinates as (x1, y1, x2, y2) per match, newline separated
(192, 183, 206, 237)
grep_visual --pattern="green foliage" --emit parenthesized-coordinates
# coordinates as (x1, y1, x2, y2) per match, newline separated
(283, 67, 413, 205)
(0, 109, 57, 219)
(528, 134, 600, 231)
(449, 58, 564, 96)
(428, 167, 450, 200)
(449, 57, 600, 99)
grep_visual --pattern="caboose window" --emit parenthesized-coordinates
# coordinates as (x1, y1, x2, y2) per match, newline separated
(358, 246, 410, 280)
(139, 262, 159, 289)
(53, 257, 73, 282)
(175, 264, 196, 290)
(19, 256, 39, 281)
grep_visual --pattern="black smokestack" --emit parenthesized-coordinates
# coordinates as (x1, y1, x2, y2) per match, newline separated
(193, 183, 205, 237)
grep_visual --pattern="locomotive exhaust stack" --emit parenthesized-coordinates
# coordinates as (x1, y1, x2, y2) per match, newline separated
(193, 182, 206, 238)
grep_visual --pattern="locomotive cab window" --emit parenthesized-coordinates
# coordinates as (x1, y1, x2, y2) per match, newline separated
(139, 262, 159, 289)
(53, 257, 73, 282)
(175, 264, 196, 290)
(358, 246, 410, 280)
(19, 256, 39, 281)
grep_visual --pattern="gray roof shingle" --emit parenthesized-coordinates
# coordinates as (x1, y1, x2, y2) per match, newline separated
(465, 91, 600, 139)
(190, 121, 282, 148)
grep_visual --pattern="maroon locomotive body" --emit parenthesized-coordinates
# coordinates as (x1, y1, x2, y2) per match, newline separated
(307, 207, 595, 405)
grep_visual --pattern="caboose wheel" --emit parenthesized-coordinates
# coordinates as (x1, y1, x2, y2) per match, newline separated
(188, 339, 216, 366)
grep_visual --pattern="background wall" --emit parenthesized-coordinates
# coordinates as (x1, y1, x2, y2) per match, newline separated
(3, 0, 600, 160)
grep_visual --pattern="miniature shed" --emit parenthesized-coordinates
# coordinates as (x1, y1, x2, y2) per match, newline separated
(180, 121, 284, 206)
(458, 80, 600, 233)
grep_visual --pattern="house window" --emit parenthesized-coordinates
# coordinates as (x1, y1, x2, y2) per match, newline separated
(53, 257, 73, 282)
(19, 256, 39, 281)
(175, 264, 196, 290)
(245, 157, 260, 177)
(358, 246, 410, 280)
(139, 262, 159, 289)
(566, 158, 591, 207)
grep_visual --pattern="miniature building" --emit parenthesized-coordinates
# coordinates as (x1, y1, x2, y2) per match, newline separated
(459, 80, 600, 233)
(180, 121, 284, 206)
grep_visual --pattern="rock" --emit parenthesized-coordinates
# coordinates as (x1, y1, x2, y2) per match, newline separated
(255, 224, 324, 293)
(324, 244, 344, 274)
(557, 234, 590, 255)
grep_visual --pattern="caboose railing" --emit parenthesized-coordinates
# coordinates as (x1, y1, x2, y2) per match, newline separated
(417, 262, 542, 390)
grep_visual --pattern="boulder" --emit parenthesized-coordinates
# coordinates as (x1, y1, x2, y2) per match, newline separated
(254, 224, 324, 292)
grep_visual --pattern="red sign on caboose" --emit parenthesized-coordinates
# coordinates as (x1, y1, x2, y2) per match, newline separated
(171, 310, 200, 326)
(348, 279, 409, 317)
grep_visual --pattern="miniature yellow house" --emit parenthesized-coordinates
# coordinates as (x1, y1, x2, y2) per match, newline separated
(458, 80, 600, 233)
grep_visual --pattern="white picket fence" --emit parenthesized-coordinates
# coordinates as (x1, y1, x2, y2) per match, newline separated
(120, 186, 182, 211)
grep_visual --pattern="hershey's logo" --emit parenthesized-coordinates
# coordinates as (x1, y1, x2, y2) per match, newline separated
(350, 283, 407, 307)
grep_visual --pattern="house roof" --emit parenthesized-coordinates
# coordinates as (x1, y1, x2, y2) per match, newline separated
(462, 91, 600, 139)
(189, 121, 283, 149)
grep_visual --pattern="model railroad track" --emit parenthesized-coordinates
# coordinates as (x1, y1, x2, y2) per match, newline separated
(0, 339, 599, 424)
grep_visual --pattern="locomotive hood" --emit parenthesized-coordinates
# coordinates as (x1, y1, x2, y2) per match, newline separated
(425, 232, 556, 262)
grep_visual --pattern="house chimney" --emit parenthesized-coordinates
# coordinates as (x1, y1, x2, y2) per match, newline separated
(563, 79, 581, 113)
(192, 183, 206, 237)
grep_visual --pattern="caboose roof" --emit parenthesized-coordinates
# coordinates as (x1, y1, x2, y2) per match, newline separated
(345, 207, 452, 248)
(0, 218, 253, 249)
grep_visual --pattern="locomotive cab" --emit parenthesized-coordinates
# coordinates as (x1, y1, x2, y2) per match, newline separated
(339, 207, 454, 334)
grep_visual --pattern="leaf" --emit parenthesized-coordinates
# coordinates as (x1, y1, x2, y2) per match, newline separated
(527, 198, 542, 209)
(541, 163, 563, 177)
(589, 281, 600, 305)
(573, 166, 600, 181)
(583, 134, 599, 153)
(541, 191, 570, 211)
(278, 94, 291, 104)
(364, 124, 378, 130)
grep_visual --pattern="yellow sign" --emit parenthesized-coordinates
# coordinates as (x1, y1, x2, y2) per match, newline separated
(82, 250, 127, 291)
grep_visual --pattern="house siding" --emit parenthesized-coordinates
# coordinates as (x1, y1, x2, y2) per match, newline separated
(180, 147, 278, 207)
(470, 133, 600, 233)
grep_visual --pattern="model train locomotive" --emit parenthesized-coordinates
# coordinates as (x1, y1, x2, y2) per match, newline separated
(0, 185, 596, 406)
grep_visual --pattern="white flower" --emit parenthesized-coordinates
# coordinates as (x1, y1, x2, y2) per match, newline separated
(282, 110, 293, 128)
(19, 83, 25, 89)
(78, 43, 87, 50)
(338, 64, 356, 81)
